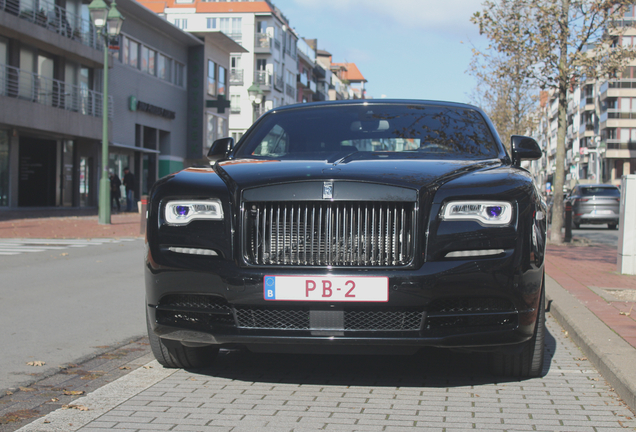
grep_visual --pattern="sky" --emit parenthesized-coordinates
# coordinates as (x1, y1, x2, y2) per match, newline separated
(270, 0, 489, 104)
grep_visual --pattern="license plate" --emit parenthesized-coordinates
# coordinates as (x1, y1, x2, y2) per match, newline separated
(264, 276, 389, 302)
(593, 209, 613, 215)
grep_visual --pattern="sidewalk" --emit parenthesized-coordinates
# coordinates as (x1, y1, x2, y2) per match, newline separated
(0, 212, 144, 239)
(0, 214, 634, 411)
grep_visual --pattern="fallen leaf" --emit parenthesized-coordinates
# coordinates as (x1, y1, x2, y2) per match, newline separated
(61, 253, 69, 257)
(18, 387, 36, 392)
(26, 361, 45, 367)
(43, 420, 50, 423)
(62, 390, 85, 396)
(119, 366, 131, 370)
(142, 365, 153, 369)
(5, 391, 13, 396)
(61, 405, 89, 411)
(50, 398, 59, 402)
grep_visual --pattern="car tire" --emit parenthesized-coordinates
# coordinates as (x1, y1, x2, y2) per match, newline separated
(146, 309, 219, 369)
(608, 224, 618, 230)
(488, 278, 545, 378)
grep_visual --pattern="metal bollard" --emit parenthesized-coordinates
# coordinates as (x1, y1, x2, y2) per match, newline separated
(140, 195, 148, 235)
(564, 200, 572, 243)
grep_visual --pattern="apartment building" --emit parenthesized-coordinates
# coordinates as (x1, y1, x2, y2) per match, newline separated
(531, 7, 636, 193)
(138, 0, 369, 139)
(140, 0, 299, 140)
(0, 0, 241, 211)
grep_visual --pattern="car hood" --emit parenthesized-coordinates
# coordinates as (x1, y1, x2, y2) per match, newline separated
(215, 158, 502, 191)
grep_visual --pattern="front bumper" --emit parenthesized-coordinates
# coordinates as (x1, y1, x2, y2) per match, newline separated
(145, 248, 544, 353)
(573, 211, 619, 225)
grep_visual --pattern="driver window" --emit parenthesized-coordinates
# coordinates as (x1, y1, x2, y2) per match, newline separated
(252, 124, 289, 156)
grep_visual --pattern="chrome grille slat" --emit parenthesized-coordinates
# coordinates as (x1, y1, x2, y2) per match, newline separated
(245, 201, 415, 267)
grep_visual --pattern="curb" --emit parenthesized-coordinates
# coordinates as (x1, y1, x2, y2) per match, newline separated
(545, 274, 636, 413)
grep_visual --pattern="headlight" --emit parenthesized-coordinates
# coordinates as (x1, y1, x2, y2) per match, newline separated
(164, 200, 224, 225)
(442, 201, 512, 225)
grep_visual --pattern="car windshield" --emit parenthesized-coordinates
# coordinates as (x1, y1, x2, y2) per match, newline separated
(580, 187, 620, 197)
(235, 104, 500, 161)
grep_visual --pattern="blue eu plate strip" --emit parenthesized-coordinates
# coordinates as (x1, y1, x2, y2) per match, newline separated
(264, 276, 276, 299)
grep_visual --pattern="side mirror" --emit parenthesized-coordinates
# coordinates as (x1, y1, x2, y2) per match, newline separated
(510, 135, 542, 166)
(207, 137, 235, 161)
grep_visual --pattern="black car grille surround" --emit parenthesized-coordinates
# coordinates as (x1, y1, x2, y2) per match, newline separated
(155, 294, 235, 331)
(155, 295, 518, 335)
(243, 201, 415, 267)
(424, 297, 518, 334)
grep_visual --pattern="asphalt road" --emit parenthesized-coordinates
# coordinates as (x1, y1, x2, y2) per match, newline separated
(573, 224, 620, 247)
(0, 239, 146, 392)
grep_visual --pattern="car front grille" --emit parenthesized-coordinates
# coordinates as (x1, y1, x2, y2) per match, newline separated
(243, 201, 415, 267)
(234, 308, 424, 331)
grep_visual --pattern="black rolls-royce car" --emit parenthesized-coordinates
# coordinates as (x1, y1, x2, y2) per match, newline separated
(145, 100, 546, 377)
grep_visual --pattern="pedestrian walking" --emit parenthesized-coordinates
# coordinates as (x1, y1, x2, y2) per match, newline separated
(123, 167, 135, 212)
(109, 171, 122, 212)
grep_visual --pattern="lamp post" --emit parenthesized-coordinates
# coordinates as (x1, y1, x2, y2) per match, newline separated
(89, 0, 124, 225)
(247, 82, 263, 123)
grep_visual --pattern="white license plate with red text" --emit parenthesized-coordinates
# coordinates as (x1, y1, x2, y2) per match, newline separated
(263, 276, 389, 302)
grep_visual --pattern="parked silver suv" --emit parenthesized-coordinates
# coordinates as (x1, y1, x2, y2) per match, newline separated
(567, 184, 621, 229)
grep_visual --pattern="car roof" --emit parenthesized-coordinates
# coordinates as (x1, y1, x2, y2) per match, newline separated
(267, 99, 484, 114)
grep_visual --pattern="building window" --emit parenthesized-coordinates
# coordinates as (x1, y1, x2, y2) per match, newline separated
(140, 45, 149, 72)
(208, 60, 216, 96)
(207, 17, 216, 29)
(218, 66, 226, 96)
(174, 18, 188, 29)
(125, 38, 139, 68)
(230, 94, 240, 113)
(158, 54, 172, 81)
(175, 62, 185, 87)
(232, 132, 243, 143)
(219, 17, 241, 36)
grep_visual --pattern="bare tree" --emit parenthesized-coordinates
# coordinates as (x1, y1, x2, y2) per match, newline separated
(472, 0, 635, 243)
(468, 49, 538, 151)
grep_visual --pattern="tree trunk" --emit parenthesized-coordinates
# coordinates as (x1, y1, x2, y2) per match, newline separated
(550, 0, 570, 244)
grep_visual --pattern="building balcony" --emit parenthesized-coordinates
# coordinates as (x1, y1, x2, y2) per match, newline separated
(285, 83, 295, 99)
(600, 109, 636, 129)
(274, 74, 283, 92)
(579, 96, 594, 111)
(313, 90, 326, 102)
(298, 73, 308, 88)
(600, 79, 636, 100)
(229, 68, 243, 86)
(0, 63, 111, 117)
(605, 139, 636, 158)
(284, 48, 296, 61)
(1, 0, 102, 50)
(254, 33, 272, 54)
(578, 122, 595, 136)
(255, 70, 271, 91)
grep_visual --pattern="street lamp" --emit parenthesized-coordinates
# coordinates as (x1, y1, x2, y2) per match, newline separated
(247, 82, 263, 122)
(89, 0, 124, 225)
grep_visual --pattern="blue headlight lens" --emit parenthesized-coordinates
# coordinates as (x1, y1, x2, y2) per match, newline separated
(486, 206, 502, 218)
(175, 205, 189, 217)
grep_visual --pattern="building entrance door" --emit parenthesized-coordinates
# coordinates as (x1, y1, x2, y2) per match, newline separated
(18, 137, 57, 206)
